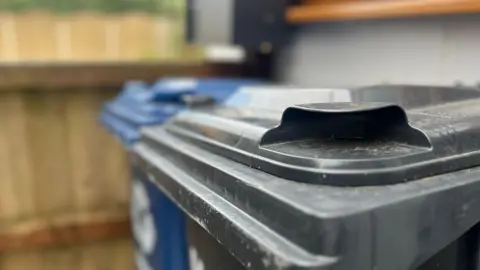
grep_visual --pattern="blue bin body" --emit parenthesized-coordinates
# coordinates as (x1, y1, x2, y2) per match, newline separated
(100, 78, 261, 270)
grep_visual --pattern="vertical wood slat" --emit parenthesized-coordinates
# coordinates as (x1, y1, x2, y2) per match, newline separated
(14, 12, 57, 61)
(25, 91, 74, 216)
(0, 94, 22, 220)
(0, 92, 35, 221)
(67, 90, 109, 211)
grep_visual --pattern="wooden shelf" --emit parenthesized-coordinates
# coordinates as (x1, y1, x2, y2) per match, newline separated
(287, 0, 480, 23)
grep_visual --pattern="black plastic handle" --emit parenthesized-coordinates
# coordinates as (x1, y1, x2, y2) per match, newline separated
(260, 102, 431, 148)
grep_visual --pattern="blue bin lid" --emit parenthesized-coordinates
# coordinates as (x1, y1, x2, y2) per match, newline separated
(153, 77, 262, 101)
(100, 77, 261, 147)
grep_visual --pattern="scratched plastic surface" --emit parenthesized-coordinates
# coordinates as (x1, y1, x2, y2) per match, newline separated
(133, 85, 480, 270)
(263, 138, 424, 159)
(160, 85, 480, 186)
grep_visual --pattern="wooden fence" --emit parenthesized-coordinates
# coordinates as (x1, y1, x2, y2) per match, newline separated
(0, 11, 202, 62)
(0, 63, 241, 269)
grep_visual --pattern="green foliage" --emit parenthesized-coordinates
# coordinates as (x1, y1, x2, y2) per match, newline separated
(0, 0, 184, 15)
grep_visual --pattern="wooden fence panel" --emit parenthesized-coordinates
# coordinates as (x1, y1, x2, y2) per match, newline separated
(13, 12, 57, 61)
(0, 11, 199, 62)
(64, 90, 130, 212)
(0, 92, 36, 220)
(0, 62, 242, 270)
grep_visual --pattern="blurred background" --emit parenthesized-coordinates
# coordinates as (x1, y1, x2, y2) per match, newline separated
(0, 0, 203, 62)
(2, 0, 480, 269)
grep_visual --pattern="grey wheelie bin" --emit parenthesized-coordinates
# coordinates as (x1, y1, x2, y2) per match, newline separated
(130, 85, 480, 270)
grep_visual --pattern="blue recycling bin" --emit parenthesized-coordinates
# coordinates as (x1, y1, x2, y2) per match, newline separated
(100, 78, 261, 270)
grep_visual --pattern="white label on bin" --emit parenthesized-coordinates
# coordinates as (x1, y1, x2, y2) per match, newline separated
(131, 180, 157, 254)
(189, 246, 205, 270)
(135, 251, 153, 270)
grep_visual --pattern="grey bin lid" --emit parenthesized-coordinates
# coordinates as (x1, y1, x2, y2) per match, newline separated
(132, 85, 480, 270)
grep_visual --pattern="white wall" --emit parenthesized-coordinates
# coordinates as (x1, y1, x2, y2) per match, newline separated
(277, 14, 480, 88)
